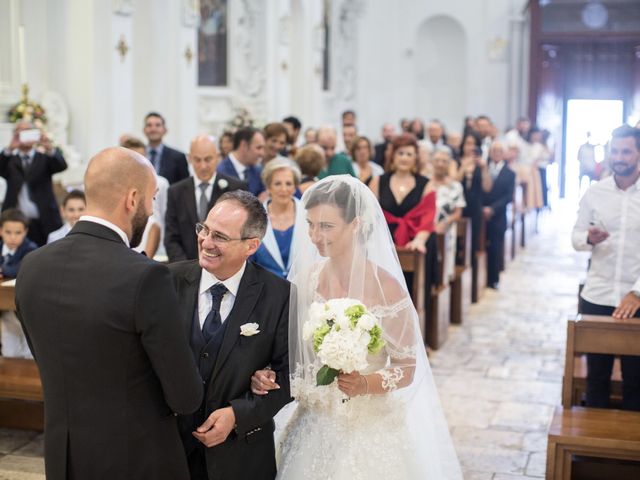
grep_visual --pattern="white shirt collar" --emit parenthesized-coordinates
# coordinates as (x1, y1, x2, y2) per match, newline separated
(228, 153, 247, 176)
(2, 244, 16, 256)
(199, 261, 247, 298)
(194, 173, 217, 190)
(79, 215, 130, 247)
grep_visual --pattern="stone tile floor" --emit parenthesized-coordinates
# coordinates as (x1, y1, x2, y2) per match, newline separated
(0, 201, 587, 479)
(431, 201, 588, 479)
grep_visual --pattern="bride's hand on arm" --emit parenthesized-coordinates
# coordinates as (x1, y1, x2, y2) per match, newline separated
(337, 372, 368, 397)
(250, 369, 279, 395)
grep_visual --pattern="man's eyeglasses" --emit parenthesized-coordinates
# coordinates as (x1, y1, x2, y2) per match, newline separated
(195, 223, 254, 244)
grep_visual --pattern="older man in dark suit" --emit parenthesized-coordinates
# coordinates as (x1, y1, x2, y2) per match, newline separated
(0, 121, 67, 245)
(16, 147, 203, 480)
(169, 190, 291, 480)
(143, 112, 190, 184)
(165, 135, 246, 262)
(483, 141, 516, 289)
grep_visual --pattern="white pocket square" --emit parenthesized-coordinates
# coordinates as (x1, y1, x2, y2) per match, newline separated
(240, 322, 260, 336)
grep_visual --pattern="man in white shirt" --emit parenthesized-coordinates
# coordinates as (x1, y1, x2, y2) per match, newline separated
(572, 124, 640, 410)
(217, 127, 266, 196)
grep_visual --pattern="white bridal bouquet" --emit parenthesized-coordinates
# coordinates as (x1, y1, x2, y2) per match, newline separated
(302, 298, 386, 386)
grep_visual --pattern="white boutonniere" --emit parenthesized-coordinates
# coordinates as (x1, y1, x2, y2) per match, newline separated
(217, 178, 229, 190)
(240, 322, 260, 336)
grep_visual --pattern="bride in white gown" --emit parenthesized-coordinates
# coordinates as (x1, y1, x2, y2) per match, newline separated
(252, 175, 462, 479)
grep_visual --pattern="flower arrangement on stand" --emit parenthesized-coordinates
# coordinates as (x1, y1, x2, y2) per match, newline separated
(7, 84, 47, 127)
(225, 106, 261, 133)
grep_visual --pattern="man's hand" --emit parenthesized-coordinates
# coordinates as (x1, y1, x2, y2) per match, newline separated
(587, 227, 609, 246)
(192, 406, 236, 448)
(251, 369, 279, 395)
(39, 131, 54, 154)
(483, 206, 494, 219)
(613, 292, 640, 319)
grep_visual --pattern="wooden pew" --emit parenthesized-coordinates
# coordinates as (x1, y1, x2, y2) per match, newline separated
(396, 247, 426, 339)
(0, 283, 45, 431)
(451, 218, 472, 325)
(0, 357, 44, 430)
(427, 233, 451, 349)
(546, 315, 640, 479)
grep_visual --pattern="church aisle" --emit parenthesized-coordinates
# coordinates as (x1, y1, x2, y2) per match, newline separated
(0, 203, 587, 480)
(431, 202, 587, 479)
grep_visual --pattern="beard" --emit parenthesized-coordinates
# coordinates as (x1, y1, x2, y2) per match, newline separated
(611, 162, 637, 177)
(129, 200, 149, 248)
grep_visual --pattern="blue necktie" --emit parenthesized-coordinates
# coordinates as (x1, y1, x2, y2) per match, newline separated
(202, 283, 228, 343)
(148, 149, 157, 167)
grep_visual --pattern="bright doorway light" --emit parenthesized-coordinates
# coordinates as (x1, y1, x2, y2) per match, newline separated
(565, 99, 624, 200)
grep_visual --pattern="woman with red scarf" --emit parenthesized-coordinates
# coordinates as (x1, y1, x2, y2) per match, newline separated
(370, 133, 438, 330)
(369, 133, 436, 251)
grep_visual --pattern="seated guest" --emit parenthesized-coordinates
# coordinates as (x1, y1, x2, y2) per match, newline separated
(143, 112, 189, 184)
(370, 133, 438, 317)
(122, 137, 169, 258)
(217, 127, 266, 196)
(251, 159, 306, 278)
(295, 144, 325, 194)
(351, 136, 383, 186)
(431, 149, 467, 284)
(303, 128, 317, 145)
(47, 190, 86, 244)
(0, 208, 37, 358)
(483, 142, 516, 289)
(341, 109, 356, 128)
(0, 121, 67, 246)
(341, 124, 357, 157)
(369, 133, 436, 253)
(283, 116, 302, 156)
(456, 132, 492, 260)
(421, 120, 454, 157)
(431, 150, 466, 234)
(166, 135, 246, 262)
(373, 123, 396, 167)
(219, 131, 234, 158)
(263, 122, 290, 166)
(316, 126, 355, 178)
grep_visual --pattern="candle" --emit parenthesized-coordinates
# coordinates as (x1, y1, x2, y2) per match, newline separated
(18, 25, 26, 83)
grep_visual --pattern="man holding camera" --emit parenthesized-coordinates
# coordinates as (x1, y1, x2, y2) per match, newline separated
(0, 121, 67, 246)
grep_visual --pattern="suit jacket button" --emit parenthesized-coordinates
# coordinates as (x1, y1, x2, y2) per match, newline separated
(202, 352, 209, 358)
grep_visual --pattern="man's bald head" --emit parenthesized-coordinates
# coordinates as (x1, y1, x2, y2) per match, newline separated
(189, 135, 219, 182)
(84, 147, 156, 213)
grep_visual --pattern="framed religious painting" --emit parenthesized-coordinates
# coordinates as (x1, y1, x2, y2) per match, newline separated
(198, 0, 228, 87)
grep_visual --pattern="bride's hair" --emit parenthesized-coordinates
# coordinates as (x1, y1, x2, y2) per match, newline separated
(303, 180, 357, 224)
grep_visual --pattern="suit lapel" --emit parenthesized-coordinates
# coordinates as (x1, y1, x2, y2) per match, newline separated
(183, 180, 199, 226)
(211, 263, 263, 381)
(177, 262, 201, 337)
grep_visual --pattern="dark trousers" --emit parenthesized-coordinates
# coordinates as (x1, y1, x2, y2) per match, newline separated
(578, 296, 640, 411)
(539, 167, 548, 208)
(187, 446, 209, 480)
(486, 224, 504, 286)
(27, 218, 47, 246)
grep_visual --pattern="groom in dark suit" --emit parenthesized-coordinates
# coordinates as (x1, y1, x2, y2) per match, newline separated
(15, 147, 203, 479)
(165, 135, 246, 262)
(169, 190, 291, 480)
